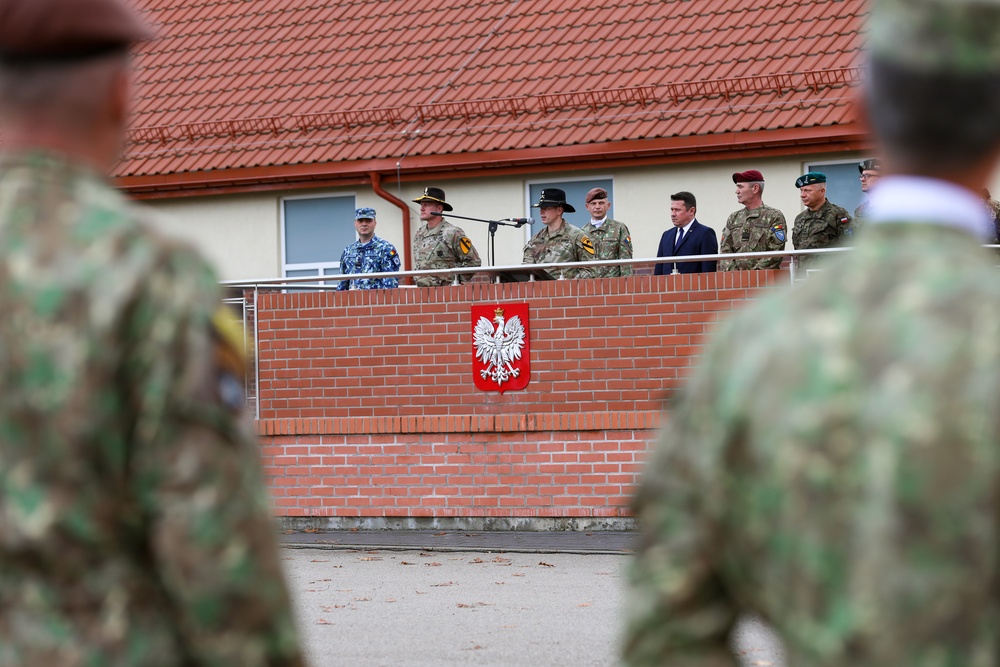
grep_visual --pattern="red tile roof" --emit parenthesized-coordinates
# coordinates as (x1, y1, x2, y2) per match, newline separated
(119, 0, 868, 195)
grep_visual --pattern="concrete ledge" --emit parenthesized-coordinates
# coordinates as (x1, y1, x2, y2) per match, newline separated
(278, 515, 637, 533)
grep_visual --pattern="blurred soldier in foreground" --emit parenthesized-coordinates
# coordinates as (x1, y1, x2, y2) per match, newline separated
(625, 0, 1000, 665)
(411, 186, 481, 286)
(580, 187, 633, 277)
(719, 169, 787, 270)
(791, 171, 852, 270)
(522, 188, 595, 279)
(0, 0, 305, 665)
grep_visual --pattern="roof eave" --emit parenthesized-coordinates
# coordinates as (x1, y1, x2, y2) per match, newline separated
(116, 124, 871, 200)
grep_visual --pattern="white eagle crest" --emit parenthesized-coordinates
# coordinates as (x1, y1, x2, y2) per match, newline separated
(473, 307, 526, 386)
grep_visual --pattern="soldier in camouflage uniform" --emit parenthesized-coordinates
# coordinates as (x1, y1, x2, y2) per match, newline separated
(337, 207, 401, 290)
(853, 157, 882, 232)
(791, 171, 853, 269)
(982, 188, 1000, 243)
(411, 186, 481, 286)
(625, 0, 1000, 665)
(0, 1, 306, 665)
(522, 188, 596, 279)
(580, 187, 633, 277)
(719, 170, 787, 270)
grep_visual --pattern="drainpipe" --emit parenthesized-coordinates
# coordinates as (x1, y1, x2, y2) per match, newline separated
(370, 171, 412, 284)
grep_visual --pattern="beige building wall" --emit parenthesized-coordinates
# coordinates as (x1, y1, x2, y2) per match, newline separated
(137, 151, 895, 282)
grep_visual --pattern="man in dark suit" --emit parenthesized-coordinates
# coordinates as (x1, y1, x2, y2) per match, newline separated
(654, 191, 718, 274)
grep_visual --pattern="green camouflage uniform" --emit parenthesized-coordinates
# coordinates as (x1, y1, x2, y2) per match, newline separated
(522, 221, 596, 279)
(412, 219, 481, 286)
(985, 198, 1000, 243)
(719, 204, 787, 270)
(581, 218, 633, 277)
(853, 200, 872, 236)
(625, 222, 1000, 666)
(792, 199, 853, 269)
(0, 151, 304, 667)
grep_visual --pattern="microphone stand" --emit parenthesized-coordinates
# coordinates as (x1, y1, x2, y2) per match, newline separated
(436, 212, 528, 267)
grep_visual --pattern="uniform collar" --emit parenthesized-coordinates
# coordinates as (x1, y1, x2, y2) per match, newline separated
(867, 176, 991, 240)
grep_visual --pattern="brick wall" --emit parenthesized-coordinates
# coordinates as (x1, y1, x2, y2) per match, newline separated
(254, 271, 785, 526)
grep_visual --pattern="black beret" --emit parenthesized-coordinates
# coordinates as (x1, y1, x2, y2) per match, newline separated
(0, 0, 154, 63)
(858, 158, 883, 173)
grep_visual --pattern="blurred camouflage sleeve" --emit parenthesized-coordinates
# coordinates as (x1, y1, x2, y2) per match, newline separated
(623, 326, 741, 667)
(123, 242, 305, 666)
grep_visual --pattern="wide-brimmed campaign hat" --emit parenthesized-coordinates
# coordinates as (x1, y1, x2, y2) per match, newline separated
(531, 188, 576, 213)
(412, 187, 454, 212)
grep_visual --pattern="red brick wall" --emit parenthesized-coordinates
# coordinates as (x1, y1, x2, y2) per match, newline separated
(254, 271, 785, 523)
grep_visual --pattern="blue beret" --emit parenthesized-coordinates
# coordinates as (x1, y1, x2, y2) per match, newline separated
(795, 172, 827, 188)
(354, 207, 377, 219)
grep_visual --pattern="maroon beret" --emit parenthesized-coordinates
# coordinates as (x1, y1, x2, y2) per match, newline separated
(732, 169, 765, 184)
(0, 0, 155, 62)
(585, 187, 609, 204)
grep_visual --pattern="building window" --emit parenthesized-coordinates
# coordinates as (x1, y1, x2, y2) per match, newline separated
(525, 178, 614, 235)
(281, 195, 356, 280)
(804, 160, 866, 215)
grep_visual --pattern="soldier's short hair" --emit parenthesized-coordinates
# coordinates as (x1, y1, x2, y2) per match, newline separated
(867, 61, 1000, 172)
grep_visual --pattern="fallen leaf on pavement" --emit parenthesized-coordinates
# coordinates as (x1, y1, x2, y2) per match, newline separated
(314, 619, 333, 625)
(400, 561, 416, 565)
(434, 532, 447, 536)
(469, 558, 485, 564)
(578, 603, 592, 607)
(426, 562, 443, 567)
(539, 562, 555, 567)
(431, 581, 455, 587)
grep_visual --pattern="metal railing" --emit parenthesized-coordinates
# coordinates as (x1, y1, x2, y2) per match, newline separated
(220, 247, 854, 292)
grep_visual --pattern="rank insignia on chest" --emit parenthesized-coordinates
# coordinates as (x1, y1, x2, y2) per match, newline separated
(459, 237, 473, 254)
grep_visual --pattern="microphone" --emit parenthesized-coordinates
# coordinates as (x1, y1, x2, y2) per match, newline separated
(504, 217, 534, 227)
(428, 211, 445, 217)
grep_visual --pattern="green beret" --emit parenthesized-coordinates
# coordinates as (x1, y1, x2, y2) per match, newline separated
(795, 172, 827, 189)
(870, 0, 1000, 74)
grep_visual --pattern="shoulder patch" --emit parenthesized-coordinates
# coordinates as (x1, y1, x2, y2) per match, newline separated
(840, 217, 850, 225)
(772, 226, 786, 243)
(459, 237, 473, 254)
(211, 308, 248, 411)
(581, 236, 595, 255)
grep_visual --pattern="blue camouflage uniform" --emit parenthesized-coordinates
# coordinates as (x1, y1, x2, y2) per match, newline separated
(337, 236, 401, 290)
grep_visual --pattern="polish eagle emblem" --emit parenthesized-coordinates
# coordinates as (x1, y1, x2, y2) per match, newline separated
(473, 307, 527, 387)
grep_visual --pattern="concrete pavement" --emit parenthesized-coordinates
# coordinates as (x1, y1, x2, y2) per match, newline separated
(280, 532, 786, 667)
